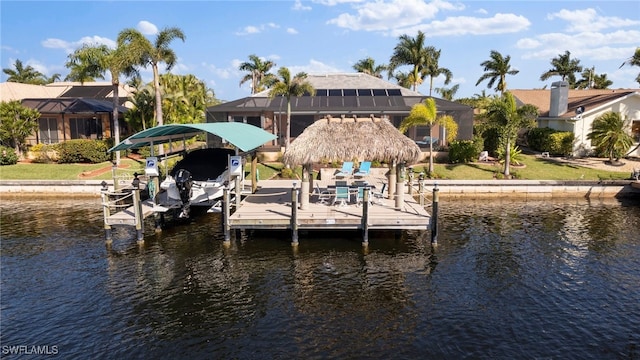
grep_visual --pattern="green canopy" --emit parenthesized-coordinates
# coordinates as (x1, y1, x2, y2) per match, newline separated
(109, 123, 277, 153)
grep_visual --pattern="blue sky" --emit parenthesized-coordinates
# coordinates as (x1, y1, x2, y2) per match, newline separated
(1, 0, 639, 101)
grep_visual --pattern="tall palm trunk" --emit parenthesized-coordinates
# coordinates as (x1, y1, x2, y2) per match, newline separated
(428, 140, 434, 174)
(153, 65, 163, 126)
(152, 64, 164, 157)
(112, 81, 121, 165)
(504, 138, 511, 176)
(285, 98, 292, 150)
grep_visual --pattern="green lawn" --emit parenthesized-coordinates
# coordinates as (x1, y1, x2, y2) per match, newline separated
(0, 154, 631, 181)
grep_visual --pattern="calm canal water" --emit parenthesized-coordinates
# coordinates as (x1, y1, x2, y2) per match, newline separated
(1, 196, 639, 359)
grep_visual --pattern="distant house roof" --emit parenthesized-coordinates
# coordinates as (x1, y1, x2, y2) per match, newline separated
(510, 88, 640, 118)
(210, 73, 470, 115)
(21, 98, 129, 114)
(0, 81, 134, 104)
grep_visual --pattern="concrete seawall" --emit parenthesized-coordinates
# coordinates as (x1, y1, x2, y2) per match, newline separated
(419, 180, 640, 198)
(0, 180, 113, 197)
(1, 179, 638, 198)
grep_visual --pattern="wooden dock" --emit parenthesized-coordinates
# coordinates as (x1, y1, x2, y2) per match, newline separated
(227, 179, 432, 235)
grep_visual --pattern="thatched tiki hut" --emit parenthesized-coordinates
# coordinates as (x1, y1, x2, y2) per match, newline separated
(283, 114, 422, 209)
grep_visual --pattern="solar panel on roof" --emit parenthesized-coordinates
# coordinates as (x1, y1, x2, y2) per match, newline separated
(329, 89, 342, 96)
(358, 89, 373, 96)
(372, 89, 387, 96)
(343, 89, 357, 96)
(59, 86, 113, 98)
(387, 89, 402, 96)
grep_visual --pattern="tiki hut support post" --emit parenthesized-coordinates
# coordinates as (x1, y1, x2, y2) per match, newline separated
(395, 162, 405, 209)
(388, 161, 397, 200)
(300, 164, 311, 210)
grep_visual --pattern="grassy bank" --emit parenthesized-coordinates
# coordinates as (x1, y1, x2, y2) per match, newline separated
(0, 154, 632, 181)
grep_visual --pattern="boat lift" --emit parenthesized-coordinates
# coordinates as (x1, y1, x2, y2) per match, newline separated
(101, 123, 276, 245)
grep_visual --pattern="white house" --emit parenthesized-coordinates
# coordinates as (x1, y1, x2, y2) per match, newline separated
(512, 82, 640, 157)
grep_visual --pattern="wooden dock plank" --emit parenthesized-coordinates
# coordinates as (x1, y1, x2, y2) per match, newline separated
(228, 179, 431, 231)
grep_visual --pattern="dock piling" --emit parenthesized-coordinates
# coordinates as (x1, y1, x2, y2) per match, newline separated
(223, 187, 231, 244)
(431, 183, 439, 245)
(291, 184, 299, 246)
(101, 188, 112, 245)
(362, 188, 370, 246)
(132, 179, 144, 245)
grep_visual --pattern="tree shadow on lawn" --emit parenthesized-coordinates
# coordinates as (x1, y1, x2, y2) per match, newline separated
(443, 162, 500, 174)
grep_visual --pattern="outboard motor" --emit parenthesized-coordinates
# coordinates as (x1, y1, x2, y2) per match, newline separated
(174, 169, 193, 218)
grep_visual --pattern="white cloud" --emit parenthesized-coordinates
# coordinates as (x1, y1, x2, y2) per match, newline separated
(289, 59, 343, 75)
(394, 13, 530, 37)
(41, 35, 115, 54)
(518, 29, 640, 61)
(475, 8, 488, 15)
(293, 0, 312, 11)
(313, 0, 365, 6)
(547, 8, 640, 33)
(137, 20, 158, 35)
(287, 28, 299, 34)
(327, 0, 464, 32)
(235, 23, 280, 36)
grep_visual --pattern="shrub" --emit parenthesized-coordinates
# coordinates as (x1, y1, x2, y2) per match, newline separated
(280, 167, 295, 179)
(0, 146, 18, 165)
(448, 137, 483, 163)
(57, 139, 110, 163)
(548, 132, 574, 156)
(527, 128, 574, 156)
(527, 127, 556, 151)
(481, 127, 500, 156)
(28, 143, 58, 163)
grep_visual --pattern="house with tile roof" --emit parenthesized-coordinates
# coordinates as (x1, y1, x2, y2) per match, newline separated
(206, 73, 474, 151)
(0, 82, 133, 146)
(511, 82, 640, 157)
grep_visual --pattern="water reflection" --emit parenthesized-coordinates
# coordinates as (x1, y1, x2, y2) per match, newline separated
(1, 196, 639, 358)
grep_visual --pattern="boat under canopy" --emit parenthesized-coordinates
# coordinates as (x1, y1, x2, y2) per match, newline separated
(108, 122, 277, 153)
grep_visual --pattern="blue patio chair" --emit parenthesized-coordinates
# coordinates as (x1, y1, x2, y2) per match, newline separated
(353, 161, 371, 178)
(334, 162, 353, 179)
(355, 186, 372, 207)
(332, 186, 350, 207)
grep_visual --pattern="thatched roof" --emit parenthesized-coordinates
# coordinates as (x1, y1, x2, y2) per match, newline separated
(283, 115, 422, 166)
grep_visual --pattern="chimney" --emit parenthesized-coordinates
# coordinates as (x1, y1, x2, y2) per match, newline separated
(549, 81, 569, 117)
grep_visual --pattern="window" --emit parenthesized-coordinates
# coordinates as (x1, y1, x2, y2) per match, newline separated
(246, 116, 261, 128)
(38, 117, 59, 144)
(290, 115, 314, 137)
(632, 120, 640, 142)
(69, 117, 102, 140)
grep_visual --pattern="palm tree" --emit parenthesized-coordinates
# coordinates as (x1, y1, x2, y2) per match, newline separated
(434, 84, 459, 101)
(393, 71, 416, 89)
(587, 112, 634, 163)
(388, 31, 433, 92)
(423, 48, 452, 96)
(66, 43, 139, 164)
(481, 92, 538, 176)
(399, 97, 439, 175)
(575, 67, 612, 89)
(476, 50, 519, 95)
(619, 47, 640, 86)
(3, 59, 48, 84)
(539, 50, 583, 88)
(268, 67, 315, 150)
(118, 26, 186, 127)
(126, 77, 155, 131)
(160, 73, 209, 124)
(352, 57, 387, 78)
(238, 54, 277, 94)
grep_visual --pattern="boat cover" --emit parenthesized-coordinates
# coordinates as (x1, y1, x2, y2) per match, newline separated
(109, 122, 276, 153)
